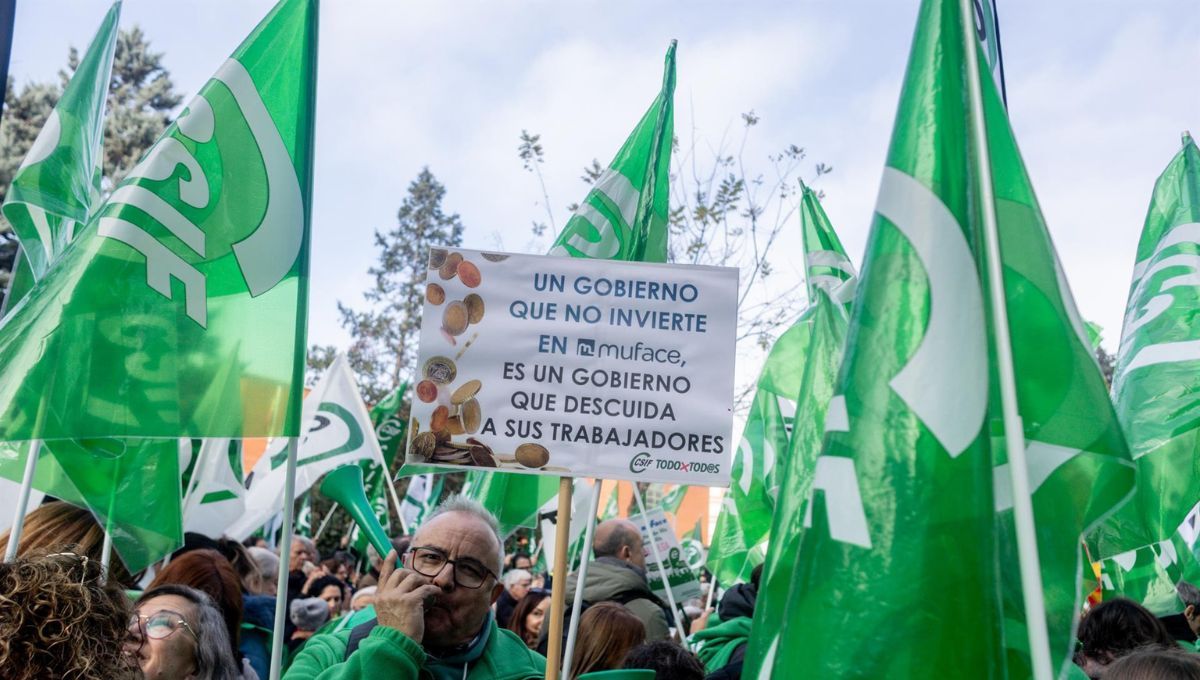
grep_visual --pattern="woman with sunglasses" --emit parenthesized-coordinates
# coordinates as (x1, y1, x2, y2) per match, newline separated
(127, 584, 242, 680)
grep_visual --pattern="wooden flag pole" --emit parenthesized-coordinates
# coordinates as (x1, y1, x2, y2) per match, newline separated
(268, 437, 300, 680)
(561, 479, 602, 678)
(4, 439, 41, 560)
(544, 476, 574, 680)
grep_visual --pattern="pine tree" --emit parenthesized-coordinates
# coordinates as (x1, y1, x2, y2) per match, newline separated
(331, 167, 465, 403)
(0, 27, 180, 298)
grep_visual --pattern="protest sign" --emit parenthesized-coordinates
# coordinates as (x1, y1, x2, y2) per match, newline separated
(407, 247, 737, 485)
(631, 508, 703, 602)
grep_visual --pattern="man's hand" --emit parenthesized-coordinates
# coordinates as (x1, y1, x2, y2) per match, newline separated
(374, 550, 442, 644)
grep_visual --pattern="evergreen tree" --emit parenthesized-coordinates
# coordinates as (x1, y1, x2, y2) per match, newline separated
(330, 167, 465, 403)
(0, 27, 179, 298)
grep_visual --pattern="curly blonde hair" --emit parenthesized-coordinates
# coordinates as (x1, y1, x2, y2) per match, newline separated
(0, 551, 135, 680)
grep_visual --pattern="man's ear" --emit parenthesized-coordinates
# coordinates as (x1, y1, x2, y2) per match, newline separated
(490, 581, 505, 605)
(1187, 604, 1196, 620)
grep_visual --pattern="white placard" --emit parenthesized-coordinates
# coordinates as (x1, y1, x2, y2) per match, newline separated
(631, 508, 703, 603)
(407, 247, 736, 486)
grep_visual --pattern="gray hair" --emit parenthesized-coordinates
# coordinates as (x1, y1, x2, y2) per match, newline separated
(137, 584, 239, 680)
(423, 494, 504, 572)
(292, 535, 318, 561)
(504, 568, 532, 589)
(1179, 581, 1200, 608)
(248, 546, 279, 578)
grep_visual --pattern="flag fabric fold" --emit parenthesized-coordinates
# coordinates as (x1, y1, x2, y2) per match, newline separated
(229, 354, 384, 540)
(0, 0, 318, 443)
(706, 184, 856, 587)
(1108, 134, 1200, 555)
(768, 0, 1135, 676)
(2, 1, 119, 287)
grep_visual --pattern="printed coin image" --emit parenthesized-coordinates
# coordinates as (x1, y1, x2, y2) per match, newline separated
(469, 446, 497, 467)
(515, 443, 550, 468)
(464, 294, 484, 324)
(431, 405, 450, 431)
(442, 301, 469, 335)
(451, 379, 482, 404)
(410, 417, 419, 436)
(439, 252, 464, 280)
(411, 432, 436, 459)
(446, 415, 465, 435)
(426, 283, 446, 305)
(461, 398, 482, 433)
(434, 429, 451, 444)
(416, 380, 438, 403)
(423, 356, 457, 384)
(428, 249, 447, 269)
(481, 252, 509, 262)
(458, 260, 482, 288)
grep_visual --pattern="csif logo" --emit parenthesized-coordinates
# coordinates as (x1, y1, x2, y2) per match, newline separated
(629, 452, 653, 474)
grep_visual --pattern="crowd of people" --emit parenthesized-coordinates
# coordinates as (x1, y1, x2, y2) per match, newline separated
(3, 498, 1200, 679)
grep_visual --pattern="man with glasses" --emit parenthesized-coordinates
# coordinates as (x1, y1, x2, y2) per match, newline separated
(285, 495, 546, 679)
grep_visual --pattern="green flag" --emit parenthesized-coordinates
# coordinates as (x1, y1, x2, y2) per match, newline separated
(549, 41, 674, 263)
(1110, 134, 1200, 549)
(743, 288, 848, 679)
(349, 384, 408, 551)
(706, 185, 856, 586)
(1, 1, 119, 287)
(768, 0, 1135, 676)
(0, 0, 317, 443)
(463, 41, 677, 531)
(0, 0, 317, 572)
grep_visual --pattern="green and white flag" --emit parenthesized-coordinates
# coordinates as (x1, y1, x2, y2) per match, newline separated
(767, 0, 1135, 676)
(464, 41, 677, 532)
(181, 438, 246, 538)
(398, 473, 442, 530)
(743, 288, 848, 679)
(1, 1, 119, 288)
(0, 0, 317, 443)
(707, 185, 855, 587)
(549, 41, 674, 263)
(1110, 134, 1200, 550)
(229, 354, 384, 540)
(350, 384, 407, 552)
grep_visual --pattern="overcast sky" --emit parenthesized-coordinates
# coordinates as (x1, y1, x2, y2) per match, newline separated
(8, 1, 1199, 395)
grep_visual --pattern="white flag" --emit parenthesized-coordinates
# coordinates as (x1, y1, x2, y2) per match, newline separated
(182, 438, 246, 538)
(227, 355, 385, 540)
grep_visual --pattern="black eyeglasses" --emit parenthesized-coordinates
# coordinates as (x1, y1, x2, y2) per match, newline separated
(406, 546, 498, 589)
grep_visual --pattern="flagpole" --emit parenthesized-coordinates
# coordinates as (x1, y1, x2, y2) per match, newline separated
(544, 476, 574, 680)
(268, 437, 300, 680)
(382, 470, 409, 535)
(561, 479, 601, 677)
(4, 439, 42, 560)
(633, 485, 688, 643)
(959, 0, 1052, 677)
(313, 503, 338, 542)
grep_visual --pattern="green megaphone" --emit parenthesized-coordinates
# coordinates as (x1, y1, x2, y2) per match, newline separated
(319, 464, 393, 559)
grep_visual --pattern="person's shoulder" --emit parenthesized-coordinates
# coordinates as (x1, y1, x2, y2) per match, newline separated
(282, 626, 354, 679)
(478, 625, 546, 679)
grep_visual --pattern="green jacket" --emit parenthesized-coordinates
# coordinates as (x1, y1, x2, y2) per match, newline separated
(690, 616, 751, 673)
(283, 613, 545, 680)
